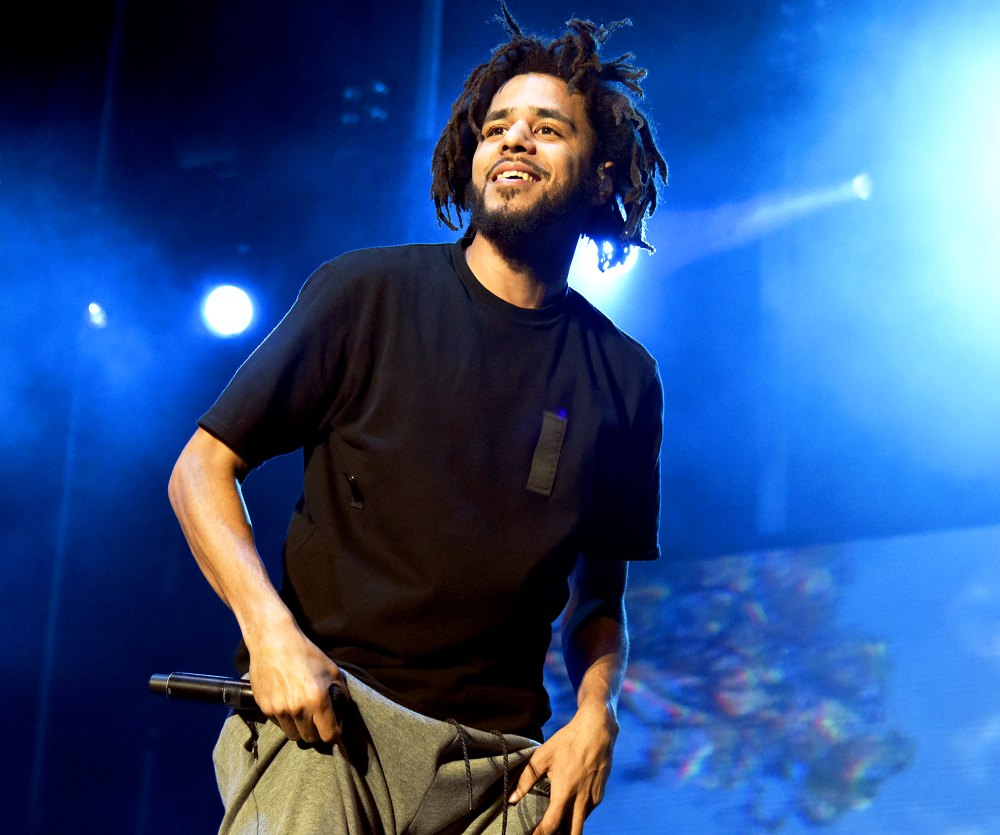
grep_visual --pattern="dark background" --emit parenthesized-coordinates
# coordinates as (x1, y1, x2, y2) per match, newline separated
(3, 0, 998, 831)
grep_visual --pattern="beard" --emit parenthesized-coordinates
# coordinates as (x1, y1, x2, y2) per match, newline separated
(467, 175, 591, 259)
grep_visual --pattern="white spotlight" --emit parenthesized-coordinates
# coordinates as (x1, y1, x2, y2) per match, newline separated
(568, 239, 640, 308)
(202, 285, 254, 337)
(87, 302, 108, 329)
(852, 173, 874, 201)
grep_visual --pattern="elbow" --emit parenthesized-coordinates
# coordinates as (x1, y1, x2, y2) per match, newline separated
(168, 429, 210, 514)
(167, 447, 193, 515)
(168, 428, 249, 515)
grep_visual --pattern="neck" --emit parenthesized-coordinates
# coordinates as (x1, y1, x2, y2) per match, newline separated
(464, 230, 578, 309)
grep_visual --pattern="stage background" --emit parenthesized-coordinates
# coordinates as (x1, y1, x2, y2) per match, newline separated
(3, 0, 998, 831)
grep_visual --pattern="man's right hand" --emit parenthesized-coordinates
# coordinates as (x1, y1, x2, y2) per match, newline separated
(247, 622, 348, 744)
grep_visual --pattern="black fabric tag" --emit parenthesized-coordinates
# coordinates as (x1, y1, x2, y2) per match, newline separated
(526, 411, 567, 496)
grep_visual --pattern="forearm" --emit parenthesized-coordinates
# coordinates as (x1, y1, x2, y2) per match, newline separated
(168, 428, 297, 645)
(565, 612, 628, 714)
(169, 428, 344, 742)
(562, 557, 629, 711)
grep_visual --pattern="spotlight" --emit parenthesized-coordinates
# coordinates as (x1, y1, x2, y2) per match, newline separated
(851, 173, 874, 201)
(201, 285, 254, 337)
(87, 302, 108, 329)
(568, 239, 640, 308)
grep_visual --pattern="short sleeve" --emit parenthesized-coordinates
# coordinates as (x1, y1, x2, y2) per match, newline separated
(198, 260, 358, 468)
(585, 360, 664, 562)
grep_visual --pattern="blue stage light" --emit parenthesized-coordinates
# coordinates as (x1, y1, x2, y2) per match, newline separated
(201, 285, 254, 337)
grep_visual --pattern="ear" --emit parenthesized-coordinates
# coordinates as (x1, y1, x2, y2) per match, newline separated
(591, 161, 615, 205)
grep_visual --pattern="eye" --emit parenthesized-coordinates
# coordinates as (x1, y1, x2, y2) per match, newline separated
(537, 125, 559, 136)
(483, 125, 506, 138)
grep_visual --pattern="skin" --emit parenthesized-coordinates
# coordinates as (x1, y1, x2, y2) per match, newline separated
(465, 73, 614, 308)
(169, 72, 627, 835)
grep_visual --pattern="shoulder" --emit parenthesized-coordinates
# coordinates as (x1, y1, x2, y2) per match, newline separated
(292, 243, 456, 315)
(567, 289, 660, 384)
(311, 243, 454, 285)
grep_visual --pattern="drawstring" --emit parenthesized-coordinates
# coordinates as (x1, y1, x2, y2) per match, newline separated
(240, 713, 260, 760)
(447, 719, 475, 812)
(447, 719, 511, 835)
(490, 730, 510, 835)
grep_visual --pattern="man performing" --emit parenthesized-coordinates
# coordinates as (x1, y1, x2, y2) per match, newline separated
(169, 5, 668, 833)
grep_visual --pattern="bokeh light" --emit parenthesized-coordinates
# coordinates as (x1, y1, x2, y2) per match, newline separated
(87, 302, 108, 328)
(201, 285, 254, 337)
(851, 172, 873, 201)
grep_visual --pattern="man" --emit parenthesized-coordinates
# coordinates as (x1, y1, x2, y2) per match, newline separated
(169, 5, 667, 834)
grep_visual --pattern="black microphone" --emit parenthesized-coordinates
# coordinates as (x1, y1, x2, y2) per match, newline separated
(148, 672, 347, 714)
(149, 672, 258, 710)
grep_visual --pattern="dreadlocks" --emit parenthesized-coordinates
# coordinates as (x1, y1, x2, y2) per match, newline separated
(431, 2, 668, 270)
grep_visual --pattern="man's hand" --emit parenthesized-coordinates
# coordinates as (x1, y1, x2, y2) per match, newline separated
(510, 698, 619, 835)
(247, 618, 348, 744)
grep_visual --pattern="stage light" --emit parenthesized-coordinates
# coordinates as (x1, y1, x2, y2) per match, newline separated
(87, 302, 108, 329)
(851, 173, 873, 201)
(201, 285, 254, 337)
(568, 238, 640, 308)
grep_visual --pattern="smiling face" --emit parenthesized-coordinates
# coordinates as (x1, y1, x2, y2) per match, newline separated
(468, 73, 605, 246)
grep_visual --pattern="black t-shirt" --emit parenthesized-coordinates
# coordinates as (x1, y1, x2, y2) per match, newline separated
(199, 241, 662, 739)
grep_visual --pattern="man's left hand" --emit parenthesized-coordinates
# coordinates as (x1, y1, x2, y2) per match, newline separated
(510, 699, 619, 835)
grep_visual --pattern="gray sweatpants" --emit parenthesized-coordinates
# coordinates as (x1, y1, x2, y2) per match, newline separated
(212, 671, 550, 834)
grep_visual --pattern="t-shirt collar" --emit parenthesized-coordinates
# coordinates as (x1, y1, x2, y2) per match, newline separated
(450, 239, 570, 327)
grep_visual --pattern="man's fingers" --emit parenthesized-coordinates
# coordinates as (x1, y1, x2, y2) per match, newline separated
(298, 681, 347, 742)
(313, 702, 342, 743)
(274, 708, 335, 744)
(262, 678, 347, 743)
(510, 752, 546, 803)
(274, 715, 300, 741)
(531, 797, 568, 835)
(318, 679, 350, 742)
(569, 796, 590, 835)
(296, 718, 319, 744)
(533, 792, 591, 835)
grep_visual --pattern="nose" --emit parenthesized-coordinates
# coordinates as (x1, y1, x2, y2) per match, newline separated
(501, 119, 536, 154)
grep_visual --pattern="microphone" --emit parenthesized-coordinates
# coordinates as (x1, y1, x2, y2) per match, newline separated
(149, 672, 258, 710)
(148, 672, 347, 714)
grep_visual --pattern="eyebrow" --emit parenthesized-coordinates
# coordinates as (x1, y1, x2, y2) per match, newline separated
(482, 106, 578, 133)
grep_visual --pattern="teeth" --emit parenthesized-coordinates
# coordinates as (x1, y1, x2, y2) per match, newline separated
(498, 171, 533, 181)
